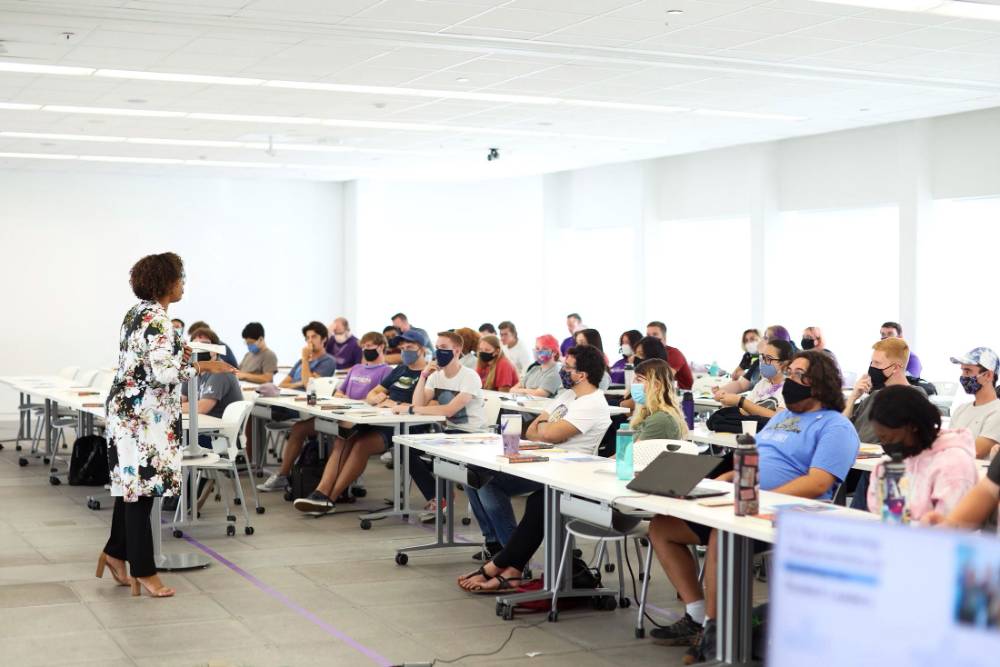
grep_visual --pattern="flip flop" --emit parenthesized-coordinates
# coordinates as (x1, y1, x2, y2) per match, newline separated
(470, 574, 523, 594)
(458, 565, 490, 584)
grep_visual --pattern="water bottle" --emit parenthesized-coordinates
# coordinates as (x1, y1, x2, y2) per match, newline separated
(306, 378, 317, 406)
(682, 392, 695, 430)
(501, 414, 522, 457)
(623, 362, 635, 391)
(616, 424, 634, 480)
(733, 432, 759, 516)
(708, 360, 720, 376)
(879, 453, 908, 524)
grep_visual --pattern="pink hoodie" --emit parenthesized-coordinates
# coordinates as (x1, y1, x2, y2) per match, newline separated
(867, 428, 979, 520)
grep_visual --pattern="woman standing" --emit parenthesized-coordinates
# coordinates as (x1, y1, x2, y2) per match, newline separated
(98, 252, 234, 598)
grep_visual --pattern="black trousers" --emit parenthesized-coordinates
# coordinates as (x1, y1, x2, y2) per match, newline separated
(491, 489, 545, 572)
(103, 496, 156, 578)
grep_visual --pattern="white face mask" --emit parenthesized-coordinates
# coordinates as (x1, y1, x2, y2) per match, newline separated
(621, 344, 633, 357)
(745, 341, 759, 355)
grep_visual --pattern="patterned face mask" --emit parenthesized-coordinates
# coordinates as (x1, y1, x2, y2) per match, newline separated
(960, 374, 983, 395)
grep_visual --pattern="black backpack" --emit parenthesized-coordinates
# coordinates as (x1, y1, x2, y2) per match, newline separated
(69, 435, 111, 486)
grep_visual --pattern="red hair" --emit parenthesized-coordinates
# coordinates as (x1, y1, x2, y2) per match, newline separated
(535, 335, 561, 360)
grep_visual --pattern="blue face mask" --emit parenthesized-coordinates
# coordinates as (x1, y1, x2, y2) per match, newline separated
(630, 382, 646, 405)
(401, 349, 420, 366)
(247, 343, 260, 354)
(435, 349, 455, 367)
(559, 367, 577, 390)
(760, 363, 778, 380)
(960, 374, 983, 395)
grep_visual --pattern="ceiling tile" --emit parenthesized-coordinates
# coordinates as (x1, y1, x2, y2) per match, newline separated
(639, 27, 772, 50)
(704, 8, 839, 34)
(791, 17, 924, 43)
(876, 27, 997, 50)
(546, 17, 673, 41)
(354, 0, 490, 24)
(453, 8, 586, 34)
(726, 34, 852, 58)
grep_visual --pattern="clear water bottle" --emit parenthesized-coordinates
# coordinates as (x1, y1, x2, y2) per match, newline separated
(682, 392, 695, 430)
(616, 424, 634, 480)
(623, 362, 635, 391)
(733, 432, 759, 516)
(879, 453, 908, 524)
(306, 377, 317, 406)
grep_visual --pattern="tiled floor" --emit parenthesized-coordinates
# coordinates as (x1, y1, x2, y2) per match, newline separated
(0, 421, 699, 666)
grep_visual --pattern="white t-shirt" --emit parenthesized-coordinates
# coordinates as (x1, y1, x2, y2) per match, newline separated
(425, 365, 485, 431)
(748, 378, 785, 411)
(950, 399, 1000, 450)
(504, 339, 534, 376)
(544, 389, 612, 455)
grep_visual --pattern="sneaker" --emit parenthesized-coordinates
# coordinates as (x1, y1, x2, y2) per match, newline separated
(650, 613, 703, 646)
(472, 541, 502, 562)
(683, 619, 716, 665)
(256, 473, 288, 492)
(380, 451, 393, 465)
(419, 499, 447, 524)
(293, 491, 335, 515)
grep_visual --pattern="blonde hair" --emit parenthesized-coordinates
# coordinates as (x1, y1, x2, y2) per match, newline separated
(630, 358, 688, 438)
(478, 334, 506, 390)
(872, 337, 910, 366)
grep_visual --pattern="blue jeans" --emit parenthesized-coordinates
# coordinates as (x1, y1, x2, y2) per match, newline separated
(467, 471, 542, 545)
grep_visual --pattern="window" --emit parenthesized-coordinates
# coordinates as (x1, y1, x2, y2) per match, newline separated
(764, 206, 899, 377)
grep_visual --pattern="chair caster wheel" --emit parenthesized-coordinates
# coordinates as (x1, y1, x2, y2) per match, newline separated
(256, 507, 265, 514)
(87, 499, 100, 510)
(503, 606, 514, 621)
(635, 628, 645, 639)
(283, 490, 293, 502)
(604, 563, 615, 573)
(50, 467, 58, 473)
(255, 471, 264, 478)
(173, 530, 183, 538)
(548, 610, 558, 622)
(619, 597, 631, 608)
(49, 476, 60, 485)
(234, 498, 242, 505)
(639, 537, 649, 547)
(602, 596, 617, 611)
(244, 526, 254, 535)
(496, 601, 504, 616)
(461, 517, 471, 526)
(360, 519, 372, 530)
(43, 457, 50, 465)
(15, 444, 22, 451)
(227, 515, 236, 522)
(352, 487, 367, 498)
(276, 457, 282, 463)
(227, 525, 236, 537)
(395, 553, 408, 565)
(638, 573, 645, 582)
(401, 514, 409, 521)
(18, 458, 28, 467)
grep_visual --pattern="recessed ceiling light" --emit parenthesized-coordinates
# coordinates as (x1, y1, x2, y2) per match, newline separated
(126, 98, 147, 104)
(665, 8, 684, 14)
(456, 77, 470, 83)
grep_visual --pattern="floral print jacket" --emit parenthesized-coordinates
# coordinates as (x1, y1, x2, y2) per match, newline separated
(106, 300, 196, 501)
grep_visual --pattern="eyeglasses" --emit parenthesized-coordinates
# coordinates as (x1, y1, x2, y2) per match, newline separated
(761, 354, 779, 364)
(786, 369, 811, 384)
(564, 365, 578, 373)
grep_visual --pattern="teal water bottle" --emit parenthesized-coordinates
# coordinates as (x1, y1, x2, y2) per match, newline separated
(616, 424, 634, 480)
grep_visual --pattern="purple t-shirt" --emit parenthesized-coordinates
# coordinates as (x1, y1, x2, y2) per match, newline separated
(341, 363, 393, 400)
(560, 336, 575, 357)
(907, 351, 923, 378)
(610, 357, 628, 385)
(326, 335, 362, 370)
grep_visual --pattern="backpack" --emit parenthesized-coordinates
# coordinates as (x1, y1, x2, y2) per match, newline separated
(513, 557, 603, 613)
(68, 435, 110, 486)
(707, 406, 771, 434)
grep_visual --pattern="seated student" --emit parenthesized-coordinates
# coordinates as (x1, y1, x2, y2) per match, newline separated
(383, 325, 403, 365)
(715, 325, 795, 395)
(574, 328, 612, 390)
(863, 385, 978, 522)
(510, 335, 563, 398)
(647, 351, 859, 662)
(455, 327, 481, 369)
(610, 329, 643, 385)
(950, 347, 1000, 459)
(731, 329, 761, 382)
(187, 320, 239, 368)
(621, 336, 672, 412)
(476, 334, 519, 392)
(478, 322, 497, 336)
(182, 328, 243, 421)
(880, 321, 922, 377)
(560, 312, 583, 357)
(845, 338, 919, 443)
(291, 333, 395, 514)
(459, 345, 612, 588)
(712, 338, 793, 421)
(171, 318, 185, 339)
(645, 321, 693, 390)
(630, 358, 689, 441)
(392, 331, 485, 520)
(237, 322, 278, 384)
(923, 449, 1000, 530)
(800, 326, 836, 361)
(498, 321, 533, 376)
(392, 312, 432, 352)
(325, 317, 362, 370)
(256, 321, 337, 492)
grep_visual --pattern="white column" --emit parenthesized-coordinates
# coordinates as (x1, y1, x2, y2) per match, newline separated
(750, 145, 778, 328)
(897, 120, 931, 352)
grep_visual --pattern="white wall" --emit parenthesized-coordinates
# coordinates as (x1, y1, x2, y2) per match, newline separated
(0, 170, 344, 416)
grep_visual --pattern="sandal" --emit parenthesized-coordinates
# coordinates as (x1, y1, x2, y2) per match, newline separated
(457, 565, 489, 584)
(470, 574, 523, 594)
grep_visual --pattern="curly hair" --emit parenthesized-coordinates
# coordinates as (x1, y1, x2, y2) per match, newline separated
(869, 385, 941, 453)
(794, 350, 845, 412)
(129, 252, 184, 301)
(455, 327, 481, 357)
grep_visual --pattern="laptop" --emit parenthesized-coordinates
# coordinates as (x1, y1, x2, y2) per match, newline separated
(626, 452, 727, 499)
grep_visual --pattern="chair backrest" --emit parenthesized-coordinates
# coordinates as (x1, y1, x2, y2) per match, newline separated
(931, 380, 958, 397)
(632, 438, 699, 471)
(75, 368, 99, 388)
(841, 370, 859, 390)
(94, 370, 114, 394)
(312, 376, 338, 398)
(58, 366, 80, 381)
(213, 400, 255, 455)
(482, 393, 503, 427)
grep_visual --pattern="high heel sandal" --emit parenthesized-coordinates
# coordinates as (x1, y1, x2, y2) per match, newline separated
(95, 553, 131, 586)
(131, 577, 175, 598)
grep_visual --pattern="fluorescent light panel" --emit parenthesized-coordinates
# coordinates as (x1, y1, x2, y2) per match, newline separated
(0, 102, 42, 110)
(94, 69, 264, 86)
(0, 62, 94, 76)
(0, 150, 352, 170)
(42, 105, 187, 118)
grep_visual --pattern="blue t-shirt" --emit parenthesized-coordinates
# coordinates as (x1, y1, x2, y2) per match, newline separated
(755, 409, 860, 499)
(381, 365, 422, 403)
(288, 353, 336, 382)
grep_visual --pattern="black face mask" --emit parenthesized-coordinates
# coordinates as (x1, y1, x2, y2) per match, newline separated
(478, 351, 495, 363)
(868, 365, 888, 391)
(782, 378, 812, 408)
(800, 338, 816, 351)
(362, 349, 379, 362)
(194, 351, 211, 362)
(881, 441, 909, 459)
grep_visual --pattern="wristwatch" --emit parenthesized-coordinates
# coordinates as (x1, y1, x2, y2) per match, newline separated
(737, 396, 746, 411)
(408, 405, 415, 415)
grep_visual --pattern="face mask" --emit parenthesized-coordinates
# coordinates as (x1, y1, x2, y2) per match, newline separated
(744, 341, 758, 355)
(334, 332, 349, 344)
(630, 382, 646, 405)
(559, 367, 577, 390)
(174, 327, 183, 337)
(362, 349, 379, 362)
(620, 344, 633, 357)
(633, 356, 645, 365)
(801, 338, 816, 351)
(401, 349, 420, 366)
(435, 349, 455, 367)
(389, 336, 402, 348)
(194, 351, 211, 362)
(868, 365, 889, 391)
(478, 351, 495, 363)
(535, 349, 553, 364)
(760, 363, 778, 380)
(782, 378, 812, 408)
(247, 343, 260, 354)
(881, 441, 909, 459)
(960, 375, 983, 395)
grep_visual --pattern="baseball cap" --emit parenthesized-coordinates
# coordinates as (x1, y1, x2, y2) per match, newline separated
(399, 329, 428, 348)
(950, 347, 1000, 375)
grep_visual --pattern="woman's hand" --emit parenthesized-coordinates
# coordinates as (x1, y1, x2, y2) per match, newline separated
(182, 345, 193, 365)
(197, 360, 237, 375)
(716, 391, 739, 407)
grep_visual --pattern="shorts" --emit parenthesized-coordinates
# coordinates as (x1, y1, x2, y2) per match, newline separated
(355, 423, 435, 451)
(683, 520, 770, 555)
